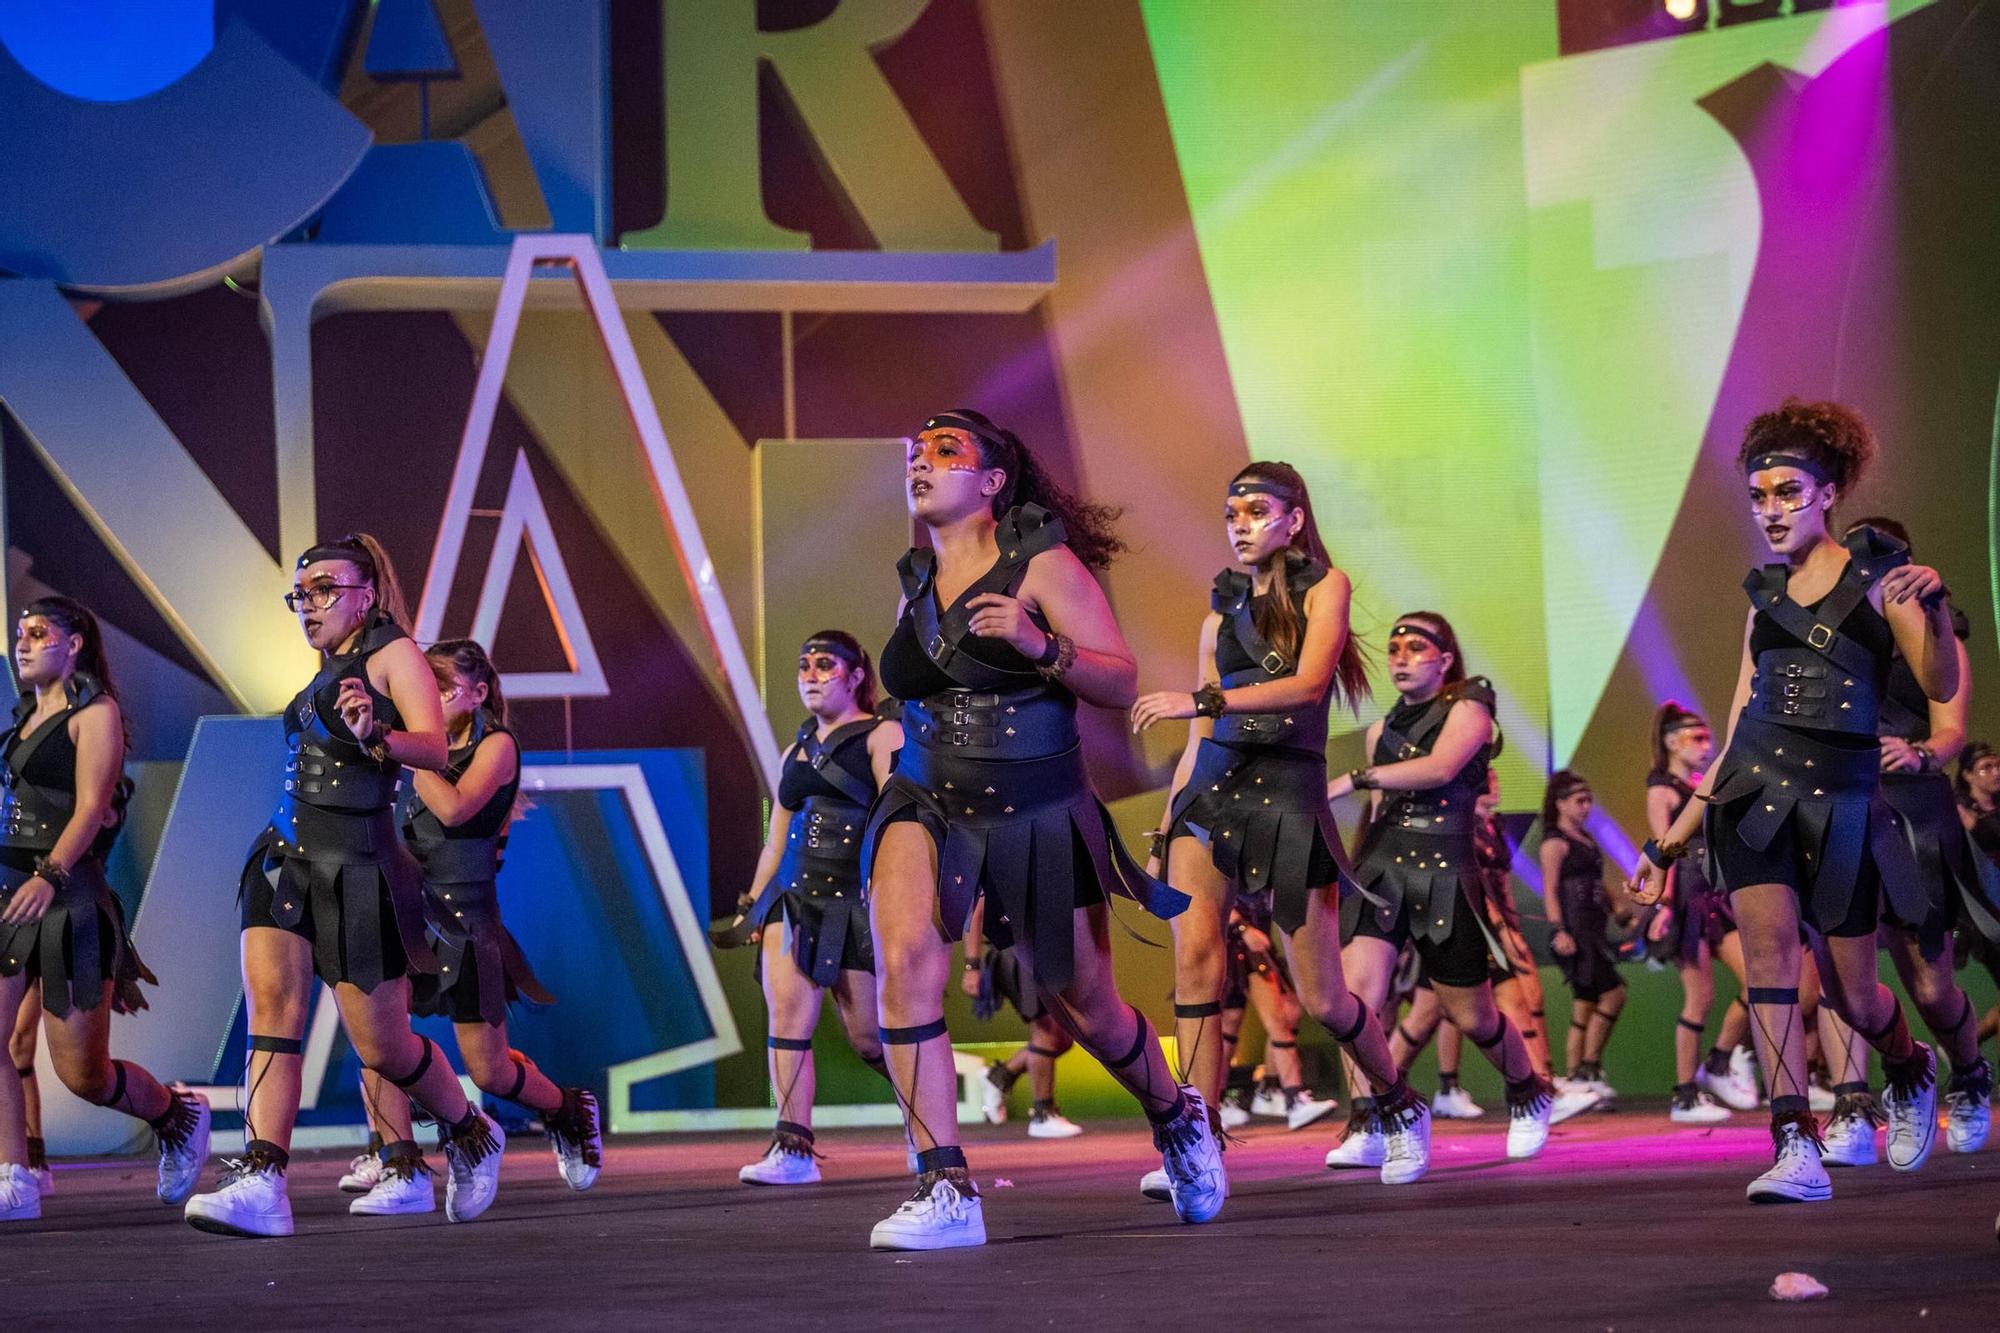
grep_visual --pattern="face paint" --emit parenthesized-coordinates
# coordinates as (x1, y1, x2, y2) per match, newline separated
(798, 652, 847, 684)
(907, 430, 984, 475)
(1747, 472, 1823, 517)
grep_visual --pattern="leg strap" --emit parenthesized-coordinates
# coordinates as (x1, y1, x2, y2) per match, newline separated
(15, 1065, 33, 1078)
(1329, 992, 1369, 1044)
(388, 1036, 438, 1090)
(97, 1058, 129, 1109)
(248, 1034, 303, 1055)
(1174, 1000, 1223, 1020)
(1395, 1023, 1423, 1047)
(1105, 1007, 1152, 1070)
(1850, 1002, 1899, 1044)
(501, 1054, 530, 1103)
(1747, 987, 1798, 1006)
(1026, 1045, 1064, 1059)
(1677, 1017, 1706, 1034)
(1469, 1016, 1508, 1050)
(1268, 1038, 1298, 1050)
(879, 1017, 949, 1046)
(767, 1035, 816, 1051)
(916, 1145, 967, 1174)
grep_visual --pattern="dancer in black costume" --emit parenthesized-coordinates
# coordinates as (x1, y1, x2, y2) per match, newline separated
(345, 640, 602, 1215)
(728, 631, 903, 1183)
(1133, 461, 1422, 1191)
(864, 410, 1211, 1250)
(184, 535, 504, 1237)
(964, 896, 1083, 1139)
(1642, 703, 1757, 1122)
(1540, 771, 1626, 1105)
(0, 597, 209, 1222)
(1328, 614, 1583, 1168)
(1631, 400, 1959, 1204)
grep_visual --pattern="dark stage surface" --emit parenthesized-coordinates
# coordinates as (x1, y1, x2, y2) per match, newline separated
(12, 1105, 1998, 1329)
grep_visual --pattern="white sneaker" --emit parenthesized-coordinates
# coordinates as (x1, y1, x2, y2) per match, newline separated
(1250, 1084, 1288, 1119)
(0, 1163, 39, 1222)
(1506, 1081, 1555, 1160)
(739, 1139, 822, 1186)
(1219, 1099, 1251, 1131)
(547, 1089, 603, 1190)
(441, 1113, 505, 1222)
(981, 1064, 1011, 1126)
(184, 1153, 295, 1237)
(1286, 1089, 1339, 1130)
(1381, 1098, 1432, 1185)
(1946, 1061, 1993, 1154)
(1820, 1103, 1879, 1168)
(1669, 1089, 1731, 1125)
(1583, 1075, 1617, 1107)
(1138, 1166, 1172, 1201)
(1156, 1089, 1226, 1224)
(1883, 1044, 1938, 1173)
(155, 1093, 212, 1206)
(1746, 1118, 1831, 1203)
(1548, 1086, 1600, 1125)
(339, 1152, 385, 1194)
(29, 1165, 53, 1197)
(1325, 1115, 1386, 1169)
(1808, 1082, 1836, 1114)
(349, 1159, 437, 1215)
(1028, 1107, 1084, 1139)
(870, 1176, 986, 1250)
(1431, 1085, 1483, 1120)
(1697, 1063, 1760, 1111)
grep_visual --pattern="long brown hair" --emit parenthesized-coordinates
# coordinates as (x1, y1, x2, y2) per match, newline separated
(20, 595, 118, 701)
(1651, 700, 1705, 775)
(298, 532, 411, 630)
(1229, 461, 1369, 713)
(1395, 610, 1500, 752)
(1540, 769, 1591, 841)
(803, 629, 875, 714)
(932, 408, 1127, 571)
(427, 639, 508, 729)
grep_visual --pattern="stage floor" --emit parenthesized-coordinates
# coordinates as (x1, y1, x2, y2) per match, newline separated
(12, 1103, 1998, 1329)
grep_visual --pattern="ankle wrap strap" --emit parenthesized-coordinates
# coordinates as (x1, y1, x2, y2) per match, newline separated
(1747, 987, 1798, 1006)
(1174, 1000, 1223, 1019)
(500, 1053, 531, 1103)
(1267, 1038, 1297, 1050)
(1469, 1017, 1508, 1050)
(1105, 1007, 1152, 1070)
(1026, 1044, 1064, 1059)
(1677, 1017, 1706, 1034)
(879, 1018, 948, 1046)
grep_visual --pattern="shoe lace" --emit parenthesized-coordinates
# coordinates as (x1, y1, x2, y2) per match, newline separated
(1829, 1091, 1886, 1129)
(1771, 1109, 1826, 1155)
(1885, 1048, 1936, 1101)
(1947, 1058, 1994, 1105)
(908, 1170, 974, 1213)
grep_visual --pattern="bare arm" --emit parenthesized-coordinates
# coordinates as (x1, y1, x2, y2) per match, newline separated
(1924, 637, 1972, 767)
(867, 720, 904, 790)
(410, 731, 518, 827)
(975, 546, 1138, 709)
(1631, 615, 1755, 900)
(48, 699, 123, 872)
(1540, 839, 1567, 932)
(1155, 615, 1222, 837)
(1645, 785, 1681, 909)
(1212, 570, 1354, 715)
(357, 637, 449, 772)
(1877, 566, 1958, 702)
(742, 797, 797, 907)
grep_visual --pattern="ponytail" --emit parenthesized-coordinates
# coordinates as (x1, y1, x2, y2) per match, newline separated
(427, 639, 507, 729)
(295, 532, 410, 630)
(1228, 461, 1369, 713)
(18, 595, 128, 753)
(1652, 700, 1705, 774)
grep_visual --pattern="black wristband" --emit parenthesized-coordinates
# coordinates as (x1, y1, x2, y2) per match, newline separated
(1035, 631, 1062, 667)
(1193, 683, 1226, 718)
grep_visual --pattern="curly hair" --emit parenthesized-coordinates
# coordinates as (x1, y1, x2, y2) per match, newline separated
(1736, 397, 1876, 494)
(931, 408, 1127, 571)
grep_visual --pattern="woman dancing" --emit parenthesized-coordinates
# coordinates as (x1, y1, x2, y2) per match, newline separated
(1327, 614, 1575, 1169)
(0, 596, 209, 1223)
(1541, 771, 1626, 1106)
(183, 536, 505, 1237)
(966, 898, 1084, 1139)
(1643, 703, 1754, 1123)
(1631, 399, 1959, 1203)
(345, 639, 602, 1215)
(864, 411, 1209, 1249)
(1134, 461, 1421, 1188)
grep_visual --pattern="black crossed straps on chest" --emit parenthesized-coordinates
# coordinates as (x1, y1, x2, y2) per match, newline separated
(289, 611, 406, 742)
(790, 717, 879, 807)
(1377, 694, 1451, 763)
(1744, 527, 1908, 681)
(902, 503, 1067, 692)
(1, 674, 118, 812)
(1211, 553, 1328, 679)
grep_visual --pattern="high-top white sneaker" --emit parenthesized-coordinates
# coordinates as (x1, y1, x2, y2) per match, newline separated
(1325, 1114, 1387, 1169)
(547, 1088, 603, 1190)
(155, 1092, 212, 1206)
(441, 1112, 505, 1223)
(1250, 1083, 1289, 1119)
(1697, 1061, 1761, 1111)
(1883, 1044, 1938, 1173)
(870, 1175, 986, 1250)
(1548, 1085, 1600, 1125)
(1506, 1080, 1555, 1160)
(1746, 1118, 1831, 1203)
(184, 1152, 294, 1237)
(1286, 1089, 1339, 1130)
(1820, 1093, 1881, 1167)
(981, 1064, 1012, 1125)
(1156, 1089, 1226, 1224)
(1669, 1088, 1731, 1125)
(350, 1157, 437, 1215)
(1381, 1097, 1432, 1185)
(0, 1163, 39, 1222)
(1808, 1080, 1837, 1114)
(1219, 1094, 1251, 1131)
(29, 1164, 53, 1197)
(1028, 1107, 1084, 1139)
(1946, 1060, 1993, 1154)
(339, 1152, 385, 1194)
(1431, 1085, 1483, 1120)
(740, 1138, 822, 1186)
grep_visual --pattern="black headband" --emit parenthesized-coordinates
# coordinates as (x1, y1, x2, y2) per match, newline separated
(923, 412, 1006, 454)
(1663, 714, 1706, 735)
(1745, 451, 1830, 484)
(297, 541, 371, 571)
(1389, 622, 1445, 651)
(1228, 479, 1294, 499)
(801, 638, 862, 668)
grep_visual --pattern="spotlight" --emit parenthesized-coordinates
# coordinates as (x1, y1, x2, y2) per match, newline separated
(1664, 0, 1698, 19)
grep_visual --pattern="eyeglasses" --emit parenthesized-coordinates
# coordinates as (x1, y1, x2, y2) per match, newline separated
(283, 583, 366, 613)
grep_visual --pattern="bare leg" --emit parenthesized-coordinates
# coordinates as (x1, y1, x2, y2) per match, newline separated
(240, 928, 313, 1152)
(1165, 834, 1233, 1114)
(332, 979, 474, 1129)
(1025, 1015, 1072, 1105)
(1583, 986, 1625, 1067)
(1883, 928, 1981, 1070)
(1730, 885, 1810, 1107)
(1391, 986, 1441, 1073)
(869, 823, 964, 1166)
(1327, 932, 1412, 1101)
(1674, 944, 1716, 1086)
(0, 974, 27, 1166)
(7, 986, 40, 1161)
(1434, 981, 1535, 1083)
(1033, 904, 1182, 1121)
(456, 1020, 563, 1113)
(761, 925, 828, 1132)
(43, 985, 176, 1124)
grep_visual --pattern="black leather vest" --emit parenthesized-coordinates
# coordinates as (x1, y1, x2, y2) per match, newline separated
(404, 716, 518, 886)
(1369, 681, 1494, 839)
(0, 673, 128, 856)
(280, 613, 408, 814)
(1743, 526, 1904, 737)
(1209, 554, 1331, 752)
(774, 717, 879, 897)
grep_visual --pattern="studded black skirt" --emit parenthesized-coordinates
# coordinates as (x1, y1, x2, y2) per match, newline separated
(1167, 739, 1345, 935)
(751, 888, 874, 986)
(408, 879, 555, 1026)
(0, 851, 154, 1017)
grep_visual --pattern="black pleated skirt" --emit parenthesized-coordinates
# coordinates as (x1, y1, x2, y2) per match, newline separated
(862, 741, 1186, 993)
(1168, 739, 1345, 934)
(1883, 771, 2000, 949)
(0, 852, 154, 1018)
(751, 887, 873, 986)
(408, 880, 555, 1025)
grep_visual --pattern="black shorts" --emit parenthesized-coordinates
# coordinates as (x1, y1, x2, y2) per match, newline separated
(1712, 803, 1881, 938)
(1349, 884, 1494, 989)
